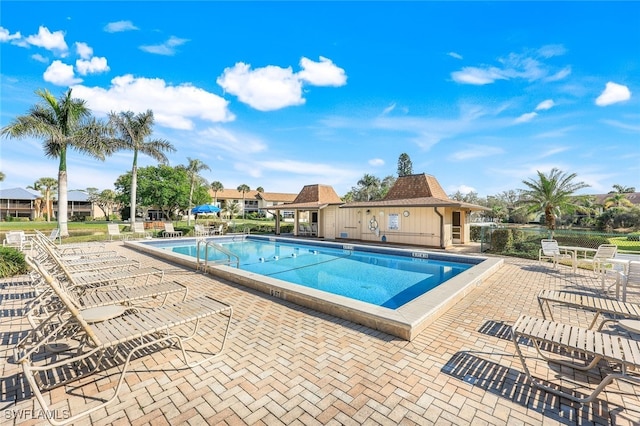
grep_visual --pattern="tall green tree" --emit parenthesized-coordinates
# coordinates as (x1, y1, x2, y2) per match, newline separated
(27, 177, 58, 222)
(108, 110, 175, 226)
(237, 184, 250, 219)
(86, 187, 118, 220)
(182, 158, 210, 225)
(0, 171, 5, 181)
(1, 88, 111, 236)
(114, 165, 205, 220)
(210, 181, 224, 205)
(519, 168, 589, 235)
(397, 153, 413, 177)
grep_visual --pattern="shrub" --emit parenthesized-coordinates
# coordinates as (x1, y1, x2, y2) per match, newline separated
(490, 229, 513, 252)
(0, 246, 28, 278)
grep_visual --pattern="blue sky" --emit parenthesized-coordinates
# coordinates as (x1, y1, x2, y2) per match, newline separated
(1, 1, 639, 198)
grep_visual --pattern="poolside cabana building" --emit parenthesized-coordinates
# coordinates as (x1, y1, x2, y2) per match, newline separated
(338, 174, 489, 248)
(268, 184, 344, 238)
(271, 174, 488, 249)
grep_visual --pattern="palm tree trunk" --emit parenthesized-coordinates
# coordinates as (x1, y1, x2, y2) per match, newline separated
(58, 170, 69, 237)
(130, 165, 138, 227)
(187, 181, 194, 226)
(45, 190, 51, 222)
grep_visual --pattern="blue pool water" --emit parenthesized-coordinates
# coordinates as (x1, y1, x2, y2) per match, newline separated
(160, 237, 473, 309)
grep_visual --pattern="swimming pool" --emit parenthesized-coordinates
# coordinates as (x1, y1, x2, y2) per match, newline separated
(127, 236, 503, 340)
(165, 238, 471, 309)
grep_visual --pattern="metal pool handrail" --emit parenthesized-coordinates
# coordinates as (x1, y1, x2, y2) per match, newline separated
(196, 239, 240, 271)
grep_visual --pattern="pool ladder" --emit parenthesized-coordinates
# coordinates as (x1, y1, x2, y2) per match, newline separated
(196, 239, 240, 272)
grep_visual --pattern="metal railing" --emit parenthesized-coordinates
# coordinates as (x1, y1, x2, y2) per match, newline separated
(196, 239, 240, 271)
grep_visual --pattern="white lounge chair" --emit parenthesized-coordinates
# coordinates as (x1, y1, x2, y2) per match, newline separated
(538, 239, 572, 269)
(18, 257, 233, 426)
(537, 289, 640, 330)
(47, 228, 60, 243)
(194, 224, 209, 237)
(618, 261, 640, 302)
(24, 255, 187, 329)
(577, 244, 618, 276)
(512, 314, 640, 404)
(3, 230, 31, 250)
(34, 229, 106, 254)
(132, 221, 152, 239)
(162, 222, 183, 238)
(106, 223, 129, 241)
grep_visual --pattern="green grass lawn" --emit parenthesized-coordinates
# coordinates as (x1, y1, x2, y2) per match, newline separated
(0, 219, 283, 244)
(608, 236, 640, 253)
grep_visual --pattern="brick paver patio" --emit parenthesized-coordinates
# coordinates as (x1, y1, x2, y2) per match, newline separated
(2, 242, 639, 425)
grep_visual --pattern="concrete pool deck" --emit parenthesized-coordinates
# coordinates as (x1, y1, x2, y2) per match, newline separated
(2, 241, 639, 425)
(126, 236, 503, 340)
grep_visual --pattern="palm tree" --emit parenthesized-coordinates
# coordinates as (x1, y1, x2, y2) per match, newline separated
(237, 184, 250, 219)
(210, 181, 224, 206)
(519, 168, 589, 235)
(27, 177, 57, 222)
(222, 200, 241, 220)
(1, 89, 111, 237)
(0, 171, 5, 181)
(184, 158, 210, 226)
(108, 110, 175, 226)
(610, 184, 636, 194)
(358, 174, 381, 201)
(604, 193, 633, 210)
(256, 186, 264, 193)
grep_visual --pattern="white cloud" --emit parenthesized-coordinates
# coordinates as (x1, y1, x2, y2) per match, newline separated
(76, 57, 109, 75)
(595, 82, 631, 106)
(449, 145, 504, 161)
(43, 60, 81, 85)
(25, 26, 68, 54)
(139, 36, 189, 56)
(534, 126, 577, 139)
(537, 44, 567, 58)
(260, 159, 351, 177)
(455, 185, 476, 194)
(544, 66, 571, 82)
(197, 126, 266, 154)
(451, 66, 506, 85)
(447, 52, 463, 60)
(368, 158, 384, 166)
(298, 56, 347, 86)
(31, 54, 48, 63)
(537, 147, 569, 158)
(104, 20, 138, 33)
(71, 74, 234, 129)
(0, 26, 21, 42)
(601, 119, 640, 132)
(451, 47, 570, 85)
(217, 62, 304, 111)
(535, 99, 555, 111)
(75, 42, 93, 59)
(218, 57, 346, 111)
(381, 103, 396, 115)
(515, 112, 538, 123)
